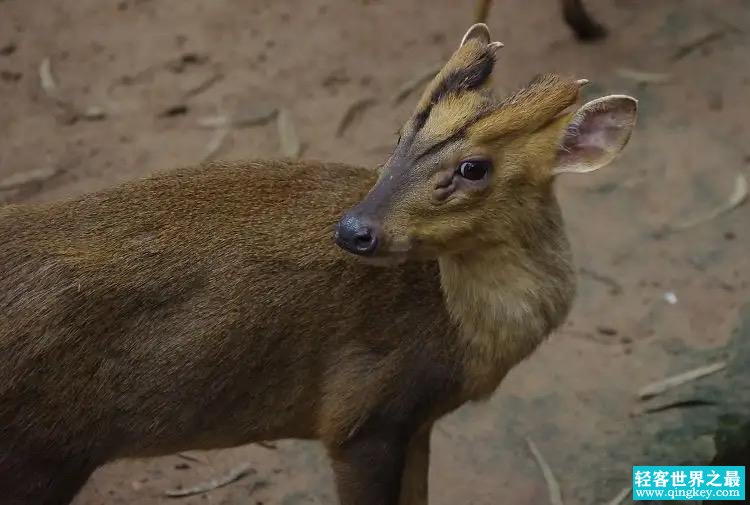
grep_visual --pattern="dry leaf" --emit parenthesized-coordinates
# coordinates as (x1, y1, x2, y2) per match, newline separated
(616, 68, 671, 85)
(197, 104, 277, 129)
(277, 108, 301, 158)
(39, 57, 57, 97)
(0, 167, 60, 190)
(202, 127, 231, 162)
(82, 105, 107, 121)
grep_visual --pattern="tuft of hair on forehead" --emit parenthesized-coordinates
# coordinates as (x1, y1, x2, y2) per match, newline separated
(412, 37, 498, 131)
(469, 74, 583, 141)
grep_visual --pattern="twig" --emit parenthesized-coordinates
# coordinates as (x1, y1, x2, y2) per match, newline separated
(638, 361, 726, 400)
(579, 268, 623, 295)
(525, 437, 564, 505)
(165, 462, 254, 498)
(202, 127, 231, 162)
(176, 452, 205, 464)
(672, 173, 747, 230)
(336, 97, 376, 137)
(602, 486, 631, 505)
(256, 441, 277, 450)
(633, 398, 717, 416)
(393, 65, 440, 105)
(183, 71, 224, 99)
(671, 30, 725, 61)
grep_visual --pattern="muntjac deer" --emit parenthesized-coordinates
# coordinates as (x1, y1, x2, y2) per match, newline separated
(0, 24, 636, 505)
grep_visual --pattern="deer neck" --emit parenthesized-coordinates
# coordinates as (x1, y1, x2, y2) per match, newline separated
(438, 225, 575, 380)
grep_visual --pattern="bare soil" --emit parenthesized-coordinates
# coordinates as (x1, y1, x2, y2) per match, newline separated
(1, 1, 749, 504)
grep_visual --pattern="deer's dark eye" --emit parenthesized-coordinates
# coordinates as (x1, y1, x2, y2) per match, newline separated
(457, 159, 491, 181)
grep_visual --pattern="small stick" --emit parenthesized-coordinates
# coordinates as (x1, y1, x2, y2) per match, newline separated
(638, 361, 726, 400)
(579, 267, 623, 295)
(671, 30, 725, 61)
(603, 486, 631, 505)
(176, 452, 205, 464)
(256, 441, 277, 450)
(183, 71, 224, 99)
(525, 437, 564, 505)
(165, 462, 254, 498)
(672, 173, 747, 230)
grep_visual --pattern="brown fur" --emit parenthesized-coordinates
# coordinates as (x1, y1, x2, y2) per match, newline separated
(0, 23, 635, 505)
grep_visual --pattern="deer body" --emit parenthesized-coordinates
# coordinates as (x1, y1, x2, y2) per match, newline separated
(0, 160, 570, 505)
(0, 24, 635, 505)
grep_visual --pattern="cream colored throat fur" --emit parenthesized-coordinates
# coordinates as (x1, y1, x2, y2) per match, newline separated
(438, 237, 575, 395)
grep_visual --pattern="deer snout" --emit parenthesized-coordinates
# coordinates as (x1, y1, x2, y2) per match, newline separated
(335, 213, 379, 256)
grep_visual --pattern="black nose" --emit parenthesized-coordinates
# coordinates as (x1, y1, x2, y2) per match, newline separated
(336, 214, 379, 256)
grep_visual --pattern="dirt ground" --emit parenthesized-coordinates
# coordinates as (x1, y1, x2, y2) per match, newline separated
(1, 0, 749, 504)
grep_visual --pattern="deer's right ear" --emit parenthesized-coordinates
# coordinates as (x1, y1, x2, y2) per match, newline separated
(552, 95, 637, 175)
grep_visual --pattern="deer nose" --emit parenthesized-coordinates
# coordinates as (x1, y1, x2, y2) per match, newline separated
(336, 214, 379, 256)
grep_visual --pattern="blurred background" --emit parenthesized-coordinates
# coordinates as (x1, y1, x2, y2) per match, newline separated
(1, 1, 749, 504)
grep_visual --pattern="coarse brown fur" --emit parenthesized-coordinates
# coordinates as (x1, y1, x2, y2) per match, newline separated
(0, 25, 635, 505)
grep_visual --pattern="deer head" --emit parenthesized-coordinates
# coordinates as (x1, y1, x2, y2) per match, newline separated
(336, 24, 636, 261)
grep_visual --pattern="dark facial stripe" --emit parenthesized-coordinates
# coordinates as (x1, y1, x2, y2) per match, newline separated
(412, 49, 495, 133)
(415, 127, 467, 161)
(414, 105, 496, 161)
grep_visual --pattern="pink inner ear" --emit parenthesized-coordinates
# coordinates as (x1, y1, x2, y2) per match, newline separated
(559, 106, 629, 162)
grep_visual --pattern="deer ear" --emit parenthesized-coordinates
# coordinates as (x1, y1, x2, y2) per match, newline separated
(552, 95, 637, 175)
(460, 23, 491, 47)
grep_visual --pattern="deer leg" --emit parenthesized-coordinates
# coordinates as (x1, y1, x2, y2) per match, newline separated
(474, 0, 492, 24)
(0, 451, 94, 505)
(398, 423, 432, 505)
(561, 0, 607, 41)
(329, 424, 411, 505)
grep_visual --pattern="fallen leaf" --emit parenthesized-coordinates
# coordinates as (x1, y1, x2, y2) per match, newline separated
(616, 68, 671, 85)
(39, 57, 57, 97)
(0, 167, 60, 190)
(277, 108, 301, 158)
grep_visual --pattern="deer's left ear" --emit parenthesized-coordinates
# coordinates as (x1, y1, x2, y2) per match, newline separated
(553, 95, 637, 175)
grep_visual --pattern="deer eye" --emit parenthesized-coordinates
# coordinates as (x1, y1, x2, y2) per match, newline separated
(457, 159, 491, 181)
